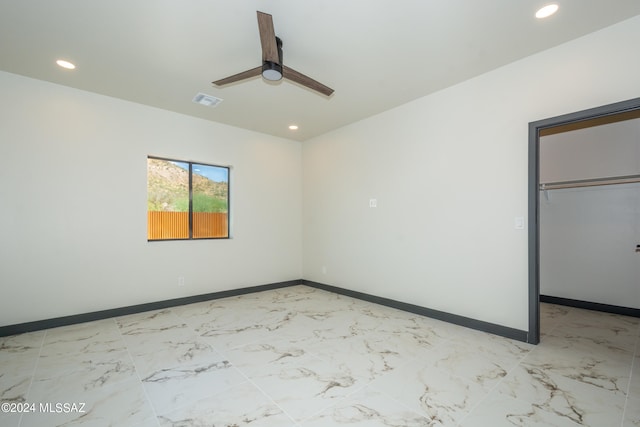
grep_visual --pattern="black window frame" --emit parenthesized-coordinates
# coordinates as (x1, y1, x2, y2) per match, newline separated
(147, 155, 231, 241)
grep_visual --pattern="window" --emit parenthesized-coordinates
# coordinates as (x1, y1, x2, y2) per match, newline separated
(147, 156, 230, 240)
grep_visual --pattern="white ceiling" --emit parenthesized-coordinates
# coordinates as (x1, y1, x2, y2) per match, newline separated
(1, 1, 639, 141)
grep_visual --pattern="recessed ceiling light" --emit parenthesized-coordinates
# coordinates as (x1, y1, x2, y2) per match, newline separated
(56, 59, 76, 70)
(288, 125, 299, 130)
(536, 4, 559, 19)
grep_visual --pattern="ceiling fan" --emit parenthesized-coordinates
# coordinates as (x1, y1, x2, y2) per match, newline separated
(212, 11, 334, 97)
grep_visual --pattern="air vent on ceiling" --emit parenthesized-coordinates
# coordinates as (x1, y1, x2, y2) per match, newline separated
(192, 93, 223, 108)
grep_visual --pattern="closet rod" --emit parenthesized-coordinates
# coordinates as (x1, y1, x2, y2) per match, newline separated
(539, 174, 640, 191)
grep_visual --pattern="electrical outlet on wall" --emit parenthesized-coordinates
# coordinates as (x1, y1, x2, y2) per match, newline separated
(178, 276, 185, 287)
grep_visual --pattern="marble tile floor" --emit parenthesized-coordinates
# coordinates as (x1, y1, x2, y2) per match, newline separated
(1, 285, 639, 426)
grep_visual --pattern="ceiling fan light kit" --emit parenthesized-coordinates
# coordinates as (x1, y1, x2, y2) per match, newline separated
(262, 61, 282, 81)
(212, 11, 334, 96)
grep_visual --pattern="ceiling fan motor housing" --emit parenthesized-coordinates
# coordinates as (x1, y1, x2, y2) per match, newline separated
(262, 37, 283, 81)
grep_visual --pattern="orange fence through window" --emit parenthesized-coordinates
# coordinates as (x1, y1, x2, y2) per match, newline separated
(147, 211, 228, 239)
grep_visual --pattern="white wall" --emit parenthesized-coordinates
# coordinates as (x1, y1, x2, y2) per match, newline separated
(0, 71, 302, 327)
(540, 184, 640, 308)
(302, 16, 640, 331)
(540, 118, 640, 183)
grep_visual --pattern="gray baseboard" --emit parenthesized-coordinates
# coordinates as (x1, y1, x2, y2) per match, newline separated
(303, 280, 529, 343)
(0, 280, 301, 337)
(540, 295, 640, 318)
(1, 279, 530, 344)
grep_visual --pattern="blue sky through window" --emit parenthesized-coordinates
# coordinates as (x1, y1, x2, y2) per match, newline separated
(171, 161, 229, 183)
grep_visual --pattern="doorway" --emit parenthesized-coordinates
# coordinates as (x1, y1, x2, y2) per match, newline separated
(528, 97, 640, 344)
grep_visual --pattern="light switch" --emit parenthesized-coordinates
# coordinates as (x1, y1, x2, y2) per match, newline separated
(514, 217, 525, 229)
(369, 199, 377, 208)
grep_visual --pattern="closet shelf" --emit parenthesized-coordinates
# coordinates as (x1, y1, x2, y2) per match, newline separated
(539, 174, 640, 191)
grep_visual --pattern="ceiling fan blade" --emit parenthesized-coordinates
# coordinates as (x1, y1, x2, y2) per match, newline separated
(283, 66, 334, 96)
(212, 66, 262, 86)
(257, 11, 279, 64)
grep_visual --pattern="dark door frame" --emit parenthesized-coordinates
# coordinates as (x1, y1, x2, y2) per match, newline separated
(527, 97, 640, 344)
